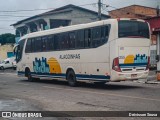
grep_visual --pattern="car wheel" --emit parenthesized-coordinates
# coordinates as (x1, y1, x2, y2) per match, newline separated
(0, 66, 4, 70)
(67, 70, 77, 87)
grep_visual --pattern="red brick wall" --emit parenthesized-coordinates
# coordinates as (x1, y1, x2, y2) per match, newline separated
(109, 5, 157, 19)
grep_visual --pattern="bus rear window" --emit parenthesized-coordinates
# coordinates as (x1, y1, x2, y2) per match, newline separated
(118, 20, 150, 39)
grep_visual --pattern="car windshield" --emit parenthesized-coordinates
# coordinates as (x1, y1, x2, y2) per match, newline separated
(2, 61, 5, 64)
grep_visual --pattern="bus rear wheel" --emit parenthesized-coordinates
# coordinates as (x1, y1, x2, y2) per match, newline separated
(27, 71, 34, 82)
(27, 72, 40, 81)
(67, 70, 77, 87)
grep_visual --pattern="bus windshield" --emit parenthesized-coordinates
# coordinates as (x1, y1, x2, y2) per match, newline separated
(16, 39, 25, 63)
(118, 20, 150, 38)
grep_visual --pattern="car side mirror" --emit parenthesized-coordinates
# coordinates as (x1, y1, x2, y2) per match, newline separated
(156, 55, 159, 62)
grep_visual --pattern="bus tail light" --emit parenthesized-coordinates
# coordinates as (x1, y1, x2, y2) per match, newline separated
(146, 57, 150, 71)
(117, 18, 120, 21)
(112, 57, 121, 72)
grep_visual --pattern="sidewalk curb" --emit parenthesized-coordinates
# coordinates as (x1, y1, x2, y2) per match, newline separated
(0, 73, 17, 76)
(145, 81, 160, 84)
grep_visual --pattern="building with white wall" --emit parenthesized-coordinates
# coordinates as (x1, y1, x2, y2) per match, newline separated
(12, 4, 110, 42)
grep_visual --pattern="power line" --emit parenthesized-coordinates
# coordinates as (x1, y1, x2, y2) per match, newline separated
(0, 3, 98, 19)
(0, 15, 31, 17)
(0, 3, 99, 32)
(0, 8, 54, 13)
(0, 3, 101, 19)
(0, 20, 18, 21)
(0, 28, 14, 30)
(0, 3, 96, 13)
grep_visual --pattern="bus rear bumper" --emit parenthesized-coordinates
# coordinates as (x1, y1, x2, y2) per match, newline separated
(110, 70, 149, 82)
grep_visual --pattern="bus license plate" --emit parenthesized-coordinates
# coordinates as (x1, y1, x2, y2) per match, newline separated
(131, 74, 137, 78)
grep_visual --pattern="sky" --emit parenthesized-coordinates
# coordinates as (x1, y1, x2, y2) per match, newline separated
(0, 0, 159, 34)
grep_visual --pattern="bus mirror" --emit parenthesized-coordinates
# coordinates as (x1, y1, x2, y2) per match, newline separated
(13, 48, 16, 55)
(13, 44, 19, 55)
(156, 55, 159, 62)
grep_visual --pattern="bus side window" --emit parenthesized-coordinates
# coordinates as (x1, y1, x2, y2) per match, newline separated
(101, 25, 110, 44)
(84, 29, 91, 48)
(47, 36, 54, 51)
(34, 37, 42, 52)
(104, 25, 109, 39)
(42, 36, 47, 51)
(60, 33, 69, 50)
(25, 39, 32, 53)
(31, 38, 35, 52)
(69, 32, 76, 49)
(92, 27, 101, 47)
(54, 34, 60, 50)
(76, 30, 84, 49)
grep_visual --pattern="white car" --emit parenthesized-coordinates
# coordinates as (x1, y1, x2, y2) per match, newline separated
(12, 60, 17, 70)
(0, 57, 16, 70)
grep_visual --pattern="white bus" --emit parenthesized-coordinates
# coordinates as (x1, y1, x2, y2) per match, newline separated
(14, 18, 150, 86)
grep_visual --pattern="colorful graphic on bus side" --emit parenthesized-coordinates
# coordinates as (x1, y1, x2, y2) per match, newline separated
(33, 57, 62, 74)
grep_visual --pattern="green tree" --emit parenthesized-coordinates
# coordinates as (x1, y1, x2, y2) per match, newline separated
(0, 33, 15, 45)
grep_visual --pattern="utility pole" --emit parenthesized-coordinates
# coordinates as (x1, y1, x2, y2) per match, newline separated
(157, 5, 160, 16)
(98, 0, 102, 20)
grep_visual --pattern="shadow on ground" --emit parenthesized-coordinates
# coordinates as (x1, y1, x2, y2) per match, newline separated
(19, 78, 143, 91)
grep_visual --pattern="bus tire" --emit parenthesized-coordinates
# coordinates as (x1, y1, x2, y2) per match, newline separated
(27, 71, 34, 82)
(25, 68, 34, 82)
(67, 70, 77, 87)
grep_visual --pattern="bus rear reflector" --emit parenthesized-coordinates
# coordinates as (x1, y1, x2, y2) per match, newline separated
(112, 57, 121, 72)
(117, 18, 120, 21)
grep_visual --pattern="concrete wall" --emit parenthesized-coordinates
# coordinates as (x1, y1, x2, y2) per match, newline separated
(71, 8, 107, 25)
(0, 45, 13, 62)
(14, 7, 109, 38)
